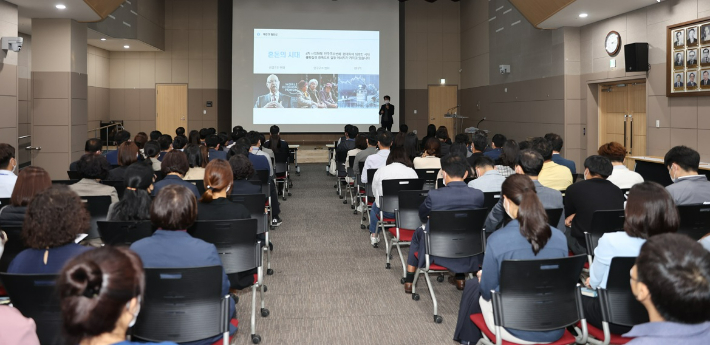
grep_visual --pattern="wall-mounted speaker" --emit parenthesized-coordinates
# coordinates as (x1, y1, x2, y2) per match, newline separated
(624, 43, 649, 72)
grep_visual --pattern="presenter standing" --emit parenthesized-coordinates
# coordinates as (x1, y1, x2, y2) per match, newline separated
(379, 95, 394, 131)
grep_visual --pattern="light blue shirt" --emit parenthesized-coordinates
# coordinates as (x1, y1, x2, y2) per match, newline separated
(361, 149, 390, 183)
(468, 169, 506, 193)
(0, 170, 17, 198)
(589, 231, 645, 289)
(625, 321, 710, 344)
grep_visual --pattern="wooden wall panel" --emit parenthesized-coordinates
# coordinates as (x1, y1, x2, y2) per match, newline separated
(509, 0, 575, 28)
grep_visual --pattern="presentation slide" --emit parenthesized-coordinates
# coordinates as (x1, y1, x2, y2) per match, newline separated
(253, 29, 380, 125)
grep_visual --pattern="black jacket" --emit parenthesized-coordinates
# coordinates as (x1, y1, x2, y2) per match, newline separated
(379, 104, 395, 123)
(0, 205, 26, 228)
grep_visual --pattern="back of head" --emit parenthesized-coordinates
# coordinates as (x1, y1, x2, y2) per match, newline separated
(172, 135, 188, 150)
(115, 130, 132, 146)
(454, 133, 470, 145)
(424, 137, 441, 157)
(205, 134, 221, 148)
(366, 133, 377, 146)
(23, 186, 90, 249)
(0, 143, 17, 169)
(77, 153, 110, 179)
(472, 133, 487, 152)
(150, 184, 197, 230)
(114, 163, 153, 221)
(544, 133, 564, 152)
(393, 132, 406, 148)
(399, 124, 408, 133)
(473, 156, 495, 170)
(355, 134, 368, 150)
(426, 124, 436, 137)
(201, 159, 233, 203)
(199, 128, 210, 140)
(636, 233, 710, 324)
(440, 154, 470, 179)
(518, 140, 531, 151)
(149, 130, 162, 141)
(160, 151, 189, 176)
(385, 146, 412, 167)
(85, 138, 102, 153)
(347, 126, 359, 139)
(184, 144, 204, 168)
(188, 130, 200, 145)
(124, 162, 154, 190)
(368, 125, 376, 134)
(597, 142, 626, 163)
(377, 131, 393, 148)
(117, 142, 139, 167)
(435, 127, 449, 140)
(58, 247, 144, 344)
(530, 137, 553, 161)
(501, 174, 550, 255)
(664, 145, 700, 172)
(11, 166, 51, 207)
(268, 125, 281, 152)
(143, 141, 160, 158)
(403, 132, 418, 158)
(516, 149, 544, 177)
(492, 133, 507, 148)
(228, 138, 251, 159)
(270, 125, 280, 135)
(499, 140, 520, 168)
(584, 155, 613, 179)
(219, 132, 230, 147)
(208, 128, 217, 135)
(449, 143, 469, 158)
(156, 135, 171, 151)
(133, 132, 148, 149)
(247, 131, 261, 146)
(176, 127, 185, 137)
(229, 154, 254, 180)
(624, 181, 679, 239)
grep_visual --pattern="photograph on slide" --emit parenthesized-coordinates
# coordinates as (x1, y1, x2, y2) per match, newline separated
(337, 74, 380, 109)
(253, 73, 338, 109)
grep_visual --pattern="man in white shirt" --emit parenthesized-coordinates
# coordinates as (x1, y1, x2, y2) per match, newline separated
(468, 156, 506, 193)
(597, 142, 644, 189)
(361, 131, 393, 184)
(0, 144, 17, 198)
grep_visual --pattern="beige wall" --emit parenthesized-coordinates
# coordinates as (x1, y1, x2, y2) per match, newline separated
(87, 45, 110, 135)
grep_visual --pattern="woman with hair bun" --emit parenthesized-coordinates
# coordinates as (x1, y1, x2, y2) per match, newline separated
(197, 159, 249, 220)
(57, 246, 176, 345)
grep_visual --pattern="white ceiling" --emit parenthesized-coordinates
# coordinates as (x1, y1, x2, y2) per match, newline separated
(538, 0, 659, 29)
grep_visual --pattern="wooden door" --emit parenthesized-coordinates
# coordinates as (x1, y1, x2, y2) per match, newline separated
(598, 80, 646, 156)
(156, 84, 188, 135)
(428, 85, 457, 135)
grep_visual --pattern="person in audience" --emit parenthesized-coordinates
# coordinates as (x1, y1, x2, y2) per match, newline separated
(467, 132, 487, 168)
(413, 137, 442, 170)
(484, 149, 565, 232)
(0, 143, 17, 198)
(369, 147, 418, 246)
(582, 181, 679, 335)
(469, 156, 505, 193)
(664, 145, 710, 205)
(106, 163, 154, 222)
(597, 141, 644, 189)
(198, 159, 250, 221)
(131, 184, 237, 344)
(483, 134, 506, 161)
(336, 125, 358, 156)
(70, 154, 119, 203)
(420, 124, 437, 151)
(399, 123, 409, 134)
(531, 137, 573, 191)
(436, 127, 452, 156)
(58, 246, 178, 345)
(183, 144, 207, 180)
(150, 130, 162, 141)
(545, 133, 576, 175)
(107, 141, 139, 181)
(229, 154, 261, 195)
(157, 134, 173, 160)
(624, 233, 710, 344)
(454, 174, 568, 345)
(106, 130, 131, 166)
(8, 186, 92, 274)
(404, 154, 484, 293)
(0, 306, 40, 345)
(228, 141, 282, 226)
(495, 140, 518, 177)
(176, 126, 186, 139)
(564, 155, 624, 254)
(345, 134, 367, 183)
(258, 132, 276, 162)
(263, 125, 290, 164)
(205, 134, 227, 162)
(134, 132, 148, 158)
(361, 131, 393, 184)
(188, 129, 200, 145)
(143, 141, 163, 172)
(336, 125, 351, 146)
(218, 132, 231, 152)
(247, 131, 273, 176)
(403, 132, 419, 162)
(393, 131, 406, 148)
(152, 151, 200, 197)
(353, 133, 378, 177)
(172, 135, 187, 152)
(0, 166, 52, 228)
(70, 138, 102, 171)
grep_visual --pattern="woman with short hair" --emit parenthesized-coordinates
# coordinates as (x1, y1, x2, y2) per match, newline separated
(229, 154, 261, 195)
(495, 140, 519, 178)
(0, 166, 51, 228)
(107, 142, 139, 181)
(151, 151, 200, 197)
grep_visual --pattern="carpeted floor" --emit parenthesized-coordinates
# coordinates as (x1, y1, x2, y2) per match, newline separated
(232, 163, 463, 345)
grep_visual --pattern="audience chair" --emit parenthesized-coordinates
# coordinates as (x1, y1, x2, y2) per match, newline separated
(132, 266, 233, 345)
(581, 257, 648, 345)
(377, 179, 425, 249)
(248, 173, 273, 228)
(356, 161, 367, 218)
(97, 221, 154, 246)
(81, 195, 113, 241)
(185, 179, 207, 196)
(546, 208, 564, 228)
(274, 161, 290, 201)
(387, 190, 428, 280)
(289, 146, 300, 176)
(0, 197, 9, 206)
(482, 192, 501, 214)
(470, 255, 588, 345)
(415, 169, 439, 190)
(0, 273, 64, 345)
(66, 170, 82, 180)
(412, 209, 488, 323)
(360, 168, 378, 230)
(327, 141, 336, 175)
(101, 179, 126, 199)
(229, 193, 273, 275)
(584, 210, 625, 266)
(346, 156, 357, 208)
(334, 150, 348, 201)
(676, 204, 710, 241)
(0, 226, 25, 272)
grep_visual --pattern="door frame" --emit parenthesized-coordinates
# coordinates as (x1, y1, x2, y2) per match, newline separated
(593, 77, 647, 155)
(155, 83, 188, 136)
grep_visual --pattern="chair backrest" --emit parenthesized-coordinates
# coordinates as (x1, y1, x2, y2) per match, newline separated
(97, 221, 154, 246)
(0, 227, 25, 272)
(415, 169, 438, 190)
(81, 195, 113, 240)
(495, 255, 587, 331)
(358, 161, 365, 176)
(0, 273, 63, 345)
(396, 190, 428, 231)
(585, 209, 626, 257)
(101, 180, 126, 199)
(274, 161, 287, 175)
(545, 208, 563, 227)
(599, 257, 649, 327)
(347, 156, 356, 178)
(133, 266, 227, 343)
(676, 204, 710, 241)
(252, 170, 270, 184)
(185, 179, 207, 196)
(482, 192, 501, 213)
(190, 219, 260, 275)
(365, 168, 378, 197)
(67, 170, 82, 179)
(0, 197, 9, 206)
(381, 179, 425, 214)
(228, 194, 268, 234)
(427, 209, 488, 259)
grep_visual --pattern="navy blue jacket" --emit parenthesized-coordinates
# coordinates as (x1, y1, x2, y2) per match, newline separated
(152, 175, 201, 198)
(208, 148, 227, 162)
(552, 154, 576, 175)
(248, 153, 270, 172)
(106, 150, 119, 166)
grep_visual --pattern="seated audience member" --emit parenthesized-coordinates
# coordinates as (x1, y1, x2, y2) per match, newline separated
(404, 154, 484, 293)
(143, 141, 163, 172)
(485, 149, 565, 232)
(361, 131, 393, 183)
(152, 151, 200, 197)
(107, 141, 139, 181)
(467, 132, 487, 168)
(150, 130, 162, 141)
(197, 159, 250, 221)
(176, 126, 186, 139)
(625, 233, 710, 344)
(107, 163, 154, 221)
(483, 134, 506, 161)
(337, 124, 351, 146)
(229, 154, 261, 195)
(393, 131, 406, 148)
(336, 125, 358, 155)
(494, 139, 518, 177)
(8, 186, 92, 273)
(597, 142, 644, 189)
(70, 138, 102, 171)
(436, 127, 452, 156)
(183, 144, 207, 180)
(399, 123, 409, 134)
(419, 124, 437, 151)
(58, 246, 178, 345)
(353, 134, 378, 177)
(157, 134, 173, 161)
(134, 132, 148, 158)
(172, 135, 188, 152)
(106, 130, 131, 166)
(545, 133, 576, 175)
(564, 155, 625, 254)
(0, 143, 17, 198)
(206, 134, 227, 162)
(404, 132, 420, 162)
(247, 131, 273, 176)
(345, 134, 367, 183)
(131, 184, 237, 344)
(413, 138, 442, 169)
(228, 141, 282, 226)
(70, 154, 119, 203)
(369, 147, 418, 246)
(664, 145, 710, 205)
(583, 181, 679, 335)
(0, 306, 40, 345)
(219, 132, 231, 152)
(531, 137, 573, 191)
(0, 166, 52, 228)
(454, 174, 568, 344)
(263, 125, 290, 164)
(188, 129, 201, 145)
(468, 156, 506, 193)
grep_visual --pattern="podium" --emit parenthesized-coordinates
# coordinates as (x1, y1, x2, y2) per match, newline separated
(444, 112, 468, 136)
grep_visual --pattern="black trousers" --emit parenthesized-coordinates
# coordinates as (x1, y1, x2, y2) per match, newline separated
(454, 278, 483, 343)
(582, 295, 633, 335)
(382, 121, 393, 132)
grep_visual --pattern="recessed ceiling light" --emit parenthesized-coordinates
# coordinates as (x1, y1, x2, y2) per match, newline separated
(123, 45, 130, 49)
(579, 13, 588, 18)
(55, 4, 66, 9)
(100, 38, 107, 41)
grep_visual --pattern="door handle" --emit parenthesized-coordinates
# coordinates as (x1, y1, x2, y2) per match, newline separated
(623, 115, 627, 153)
(629, 115, 633, 153)
(25, 146, 41, 151)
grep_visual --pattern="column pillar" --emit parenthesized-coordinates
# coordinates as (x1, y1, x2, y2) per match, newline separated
(0, 0, 19, 155)
(31, 19, 87, 179)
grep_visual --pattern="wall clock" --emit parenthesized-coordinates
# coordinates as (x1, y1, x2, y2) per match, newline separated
(605, 31, 621, 56)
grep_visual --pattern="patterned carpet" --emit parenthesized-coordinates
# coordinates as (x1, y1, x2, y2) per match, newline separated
(231, 163, 462, 345)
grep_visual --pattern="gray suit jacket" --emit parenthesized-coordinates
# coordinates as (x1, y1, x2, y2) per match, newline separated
(353, 147, 378, 176)
(666, 175, 710, 205)
(68, 179, 119, 204)
(484, 179, 564, 232)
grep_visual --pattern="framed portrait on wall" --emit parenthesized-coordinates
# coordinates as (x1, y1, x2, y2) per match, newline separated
(687, 27, 699, 47)
(700, 69, 710, 89)
(701, 47, 710, 66)
(674, 51, 685, 69)
(702, 24, 710, 43)
(667, 17, 710, 96)
(687, 70, 699, 90)
(688, 49, 699, 67)
(674, 29, 685, 48)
